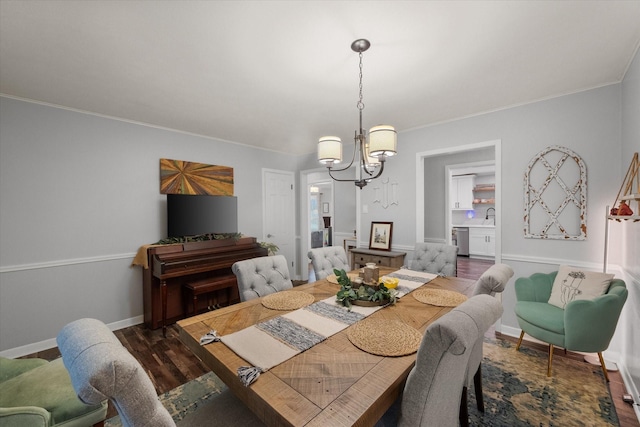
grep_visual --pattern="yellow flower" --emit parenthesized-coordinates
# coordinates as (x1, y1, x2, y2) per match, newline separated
(382, 277, 399, 289)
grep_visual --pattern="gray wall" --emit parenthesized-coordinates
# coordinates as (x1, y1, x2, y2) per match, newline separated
(0, 96, 298, 352)
(359, 85, 623, 264)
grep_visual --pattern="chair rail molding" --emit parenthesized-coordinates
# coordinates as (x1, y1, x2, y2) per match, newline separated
(0, 252, 137, 273)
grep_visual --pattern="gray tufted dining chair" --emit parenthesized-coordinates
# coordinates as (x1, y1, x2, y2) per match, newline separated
(232, 255, 293, 302)
(460, 263, 513, 426)
(57, 318, 175, 427)
(408, 243, 459, 277)
(393, 295, 503, 426)
(307, 246, 351, 281)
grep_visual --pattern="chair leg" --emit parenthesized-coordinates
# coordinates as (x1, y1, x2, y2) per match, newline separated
(459, 385, 469, 427)
(474, 364, 484, 412)
(516, 330, 525, 351)
(598, 352, 610, 382)
(547, 344, 554, 377)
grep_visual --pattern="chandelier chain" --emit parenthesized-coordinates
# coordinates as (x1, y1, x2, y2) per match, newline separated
(357, 50, 365, 112)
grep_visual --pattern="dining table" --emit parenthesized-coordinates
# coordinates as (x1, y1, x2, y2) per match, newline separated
(176, 267, 475, 427)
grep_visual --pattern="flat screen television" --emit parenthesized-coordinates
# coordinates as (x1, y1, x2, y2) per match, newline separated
(167, 194, 238, 237)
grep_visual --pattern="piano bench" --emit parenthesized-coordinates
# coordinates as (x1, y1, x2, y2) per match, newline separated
(183, 275, 237, 316)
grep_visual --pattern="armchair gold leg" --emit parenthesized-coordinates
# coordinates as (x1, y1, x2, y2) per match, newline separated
(547, 344, 554, 377)
(597, 352, 610, 382)
(516, 330, 525, 351)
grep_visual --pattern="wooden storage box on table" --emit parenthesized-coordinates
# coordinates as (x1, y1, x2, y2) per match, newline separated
(142, 237, 267, 331)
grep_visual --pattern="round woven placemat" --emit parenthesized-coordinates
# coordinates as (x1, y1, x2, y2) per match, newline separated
(261, 291, 315, 311)
(326, 273, 360, 284)
(413, 288, 467, 307)
(347, 318, 422, 357)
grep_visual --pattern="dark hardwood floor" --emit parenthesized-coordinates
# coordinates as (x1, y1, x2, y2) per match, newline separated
(456, 256, 494, 280)
(22, 256, 639, 425)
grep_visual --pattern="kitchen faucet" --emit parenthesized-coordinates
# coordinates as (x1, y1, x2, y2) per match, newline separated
(485, 207, 496, 223)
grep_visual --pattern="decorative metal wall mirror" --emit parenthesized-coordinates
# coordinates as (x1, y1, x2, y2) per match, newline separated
(524, 146, 587, 240)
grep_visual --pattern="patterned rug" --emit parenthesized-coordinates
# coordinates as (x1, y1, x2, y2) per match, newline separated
(105, 338, 619, 426)
(467, 339, 618, 426)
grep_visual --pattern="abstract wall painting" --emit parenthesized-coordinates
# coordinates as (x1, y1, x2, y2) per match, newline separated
(160, 158, 234, 196)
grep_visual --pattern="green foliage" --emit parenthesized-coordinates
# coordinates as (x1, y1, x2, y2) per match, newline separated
(259, 241, 280, 256)
(333, 268, 397, 309)
(155, 232, 242, 245)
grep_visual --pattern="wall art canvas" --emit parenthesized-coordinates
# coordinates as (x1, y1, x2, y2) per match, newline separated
(160, 158, 234, 196)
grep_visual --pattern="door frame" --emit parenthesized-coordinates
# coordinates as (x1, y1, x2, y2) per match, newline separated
(415, 139, 502, 264)
(415, 140, 503, 332)
(299, 168, 337, 281)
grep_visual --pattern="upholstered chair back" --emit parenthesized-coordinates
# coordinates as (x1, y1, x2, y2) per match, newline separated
(462, 262, 512, 421)
(57, 318, 175, 427)
(399, 295, 501, 426)
(408, 243, 459, 277)
(232, 255, 293, 301)
(472, 263, 514, 296)
(307, 246, 350, 281)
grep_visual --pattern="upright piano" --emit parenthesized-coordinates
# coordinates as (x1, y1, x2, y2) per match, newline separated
(142, 237, 267, 335)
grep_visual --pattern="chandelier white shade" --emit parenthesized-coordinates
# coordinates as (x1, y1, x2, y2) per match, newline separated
(368, 125, 397, 157)
(364, 141, 381, 166)
(317, 136, 342, 165)
(317, 39, 397, 189)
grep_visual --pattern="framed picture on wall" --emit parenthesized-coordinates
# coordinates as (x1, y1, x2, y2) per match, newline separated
(369, 221, 393, 251)
(322, 202, 329, 213)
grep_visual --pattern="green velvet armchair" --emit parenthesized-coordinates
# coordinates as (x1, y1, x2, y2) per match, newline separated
(0, 356, 107, 427)
(514, 271, 627, 380)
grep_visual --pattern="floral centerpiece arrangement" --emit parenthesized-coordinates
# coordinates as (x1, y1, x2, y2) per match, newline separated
(334, 268, 399, 309)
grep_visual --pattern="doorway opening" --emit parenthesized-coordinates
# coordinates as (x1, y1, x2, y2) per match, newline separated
(415, 140, 502, 265)
(300, 167, 357, 281)
(309, 181, 333, 250)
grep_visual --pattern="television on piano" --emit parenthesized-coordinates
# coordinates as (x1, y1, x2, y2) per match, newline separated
(167, 194, 238, 238)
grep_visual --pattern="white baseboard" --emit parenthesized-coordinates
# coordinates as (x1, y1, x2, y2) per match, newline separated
(0, 315, 144, 359)
(499, 325, 522, 340)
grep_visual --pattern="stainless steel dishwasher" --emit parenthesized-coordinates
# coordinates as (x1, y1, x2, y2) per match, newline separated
(453, 227, 469, 256)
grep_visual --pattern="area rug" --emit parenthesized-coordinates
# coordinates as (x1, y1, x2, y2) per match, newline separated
(105, 338, 619, 427)
(467, 338, 618, 426)
(103, 371, 265, 427)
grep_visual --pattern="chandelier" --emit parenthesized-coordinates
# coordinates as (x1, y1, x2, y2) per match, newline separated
(317, 39, 397, 189)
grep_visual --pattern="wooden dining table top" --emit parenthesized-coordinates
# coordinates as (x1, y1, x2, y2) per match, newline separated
(176, 268, 475, 427)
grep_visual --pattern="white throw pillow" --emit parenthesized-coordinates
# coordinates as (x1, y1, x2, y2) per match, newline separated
(548, 265, 614, 309)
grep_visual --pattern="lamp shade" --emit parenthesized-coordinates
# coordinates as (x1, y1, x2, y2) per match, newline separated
(364, 141, 381, 166)
(318, 136, 342, 164)
(368, 125, 397, 157)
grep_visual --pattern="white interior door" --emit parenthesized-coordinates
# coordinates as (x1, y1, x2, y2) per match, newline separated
(263, 169, 295, 277)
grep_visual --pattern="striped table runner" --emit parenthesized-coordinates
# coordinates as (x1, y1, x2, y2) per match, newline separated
(201, 269, 437, 385)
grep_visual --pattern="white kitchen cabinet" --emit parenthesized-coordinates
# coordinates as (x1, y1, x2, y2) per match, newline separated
(469, 227, 495, 256)
(451, 175, 474, 210)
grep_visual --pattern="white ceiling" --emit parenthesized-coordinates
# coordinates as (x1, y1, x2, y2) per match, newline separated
(1, 1, 640, 156)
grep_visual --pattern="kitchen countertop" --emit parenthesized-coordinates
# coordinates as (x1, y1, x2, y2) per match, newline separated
(452, 222, 495, 228)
